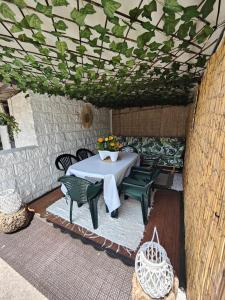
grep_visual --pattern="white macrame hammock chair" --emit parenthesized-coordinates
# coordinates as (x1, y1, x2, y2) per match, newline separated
(135, 227, 174, 299)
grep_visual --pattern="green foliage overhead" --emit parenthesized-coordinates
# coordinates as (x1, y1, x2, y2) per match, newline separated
(0, 0, 221, 108)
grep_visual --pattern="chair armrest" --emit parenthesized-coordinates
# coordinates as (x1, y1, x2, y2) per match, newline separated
(122, 181, 145, 189)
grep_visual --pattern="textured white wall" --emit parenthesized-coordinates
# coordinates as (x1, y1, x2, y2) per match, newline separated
(0, 92, 110, 203)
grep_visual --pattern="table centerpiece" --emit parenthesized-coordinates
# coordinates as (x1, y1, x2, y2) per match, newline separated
(96, 135, 121, 162)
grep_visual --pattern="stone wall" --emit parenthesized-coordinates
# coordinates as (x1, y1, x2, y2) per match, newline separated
(112, 105, 192, 137)
(184, 40, 225, 299)
(0, 92, 110, 203)
(8, 92, 38, 148)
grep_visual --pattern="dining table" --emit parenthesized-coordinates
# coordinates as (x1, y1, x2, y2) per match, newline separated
(61, 151, 140, 215)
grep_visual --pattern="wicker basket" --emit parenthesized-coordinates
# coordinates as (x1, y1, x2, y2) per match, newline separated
(132, 273, 179, 300)
(0, 206, 32, 233)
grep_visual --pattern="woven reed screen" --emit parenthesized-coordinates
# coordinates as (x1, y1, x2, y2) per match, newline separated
(112, 105, 191, 137)
(184, 40, 225, 299)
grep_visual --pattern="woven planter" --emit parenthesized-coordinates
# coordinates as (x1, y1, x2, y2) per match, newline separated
(0, 206, 32, 233)
(132, 273, 179, 300)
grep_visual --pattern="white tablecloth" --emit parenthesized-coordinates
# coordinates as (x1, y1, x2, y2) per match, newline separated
(61, 152, 139, 213)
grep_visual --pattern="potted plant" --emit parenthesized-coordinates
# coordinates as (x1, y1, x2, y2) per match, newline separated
(0, 112, 20, 150)
(96, 135, 121, 162)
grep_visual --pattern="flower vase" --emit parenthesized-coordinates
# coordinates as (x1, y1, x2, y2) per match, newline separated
(98, 150, 119, 162)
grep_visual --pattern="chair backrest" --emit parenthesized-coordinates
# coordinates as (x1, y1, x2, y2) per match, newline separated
(55, 154, 79, 174)
(59, 176, 90, 205)
(76, 148, 94, 161)
(120, 145, 138, 153)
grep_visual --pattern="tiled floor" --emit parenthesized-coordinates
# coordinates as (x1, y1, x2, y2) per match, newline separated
(0, 216, 133, 300)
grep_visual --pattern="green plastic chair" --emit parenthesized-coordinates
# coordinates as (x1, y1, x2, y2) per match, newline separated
(120, 178, 153, 225)
(130, 167, 160, 185)
(59, 176, 103, 229)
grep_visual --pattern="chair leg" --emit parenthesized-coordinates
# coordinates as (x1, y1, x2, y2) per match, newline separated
(105, 204, 109, 213)
(70, 200, 73, 223)
(148, 189, 152, 207)
(111, 209, 118, 218)
(89, 198, 98, 229)
(141, 195, 148, 225)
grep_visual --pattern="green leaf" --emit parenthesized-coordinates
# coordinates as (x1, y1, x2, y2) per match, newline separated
(99, 35, 110, 43)
(172, 62, 180, 71)
(111, 55, 121, 65)
(58, 62, 68, 74)
(76, 45, 86, 55)
(142, 0, 157, 21)
(50, 31, 62, 37)
(147, 51, 156, 60)
(200, 0, 216, 18)
(195, 25, 214, 44)
(81, 3, 95, 15)
(70, 8, 86, 26)
(80, 27, 92, 39)
(181, 6, 199, 21)
(55, 20, 68, 31)
(33, 31, 46, 44)
(133, 48, 146, 59)
(0, 3, 15, 21)
(18, 33, 35, 43)
(93, 49, 102, 55)
(177, 21, 192, 39)
(94, 24, 108, 35)
(36, 3, 52, 17)
(39, 47, 50, 56)
(11, 23, 22, 33)
(163, 0, 183, 14)
(111, 24, 127, 38)
(101, 0, 121, 19)
(89, 38, 98, 47)
(163, 15, 179, 35)
(25, 14, 43, 29)
(161, 39, 174, 53)
(108, 16, 119, 25)
(52, 0, 68, 6)
(126, 59, 135, 67)
(125, 47, 134, 58)
(56, 40, 68, 55)
(25, 54, 36, 64)
(13, 58, 23, 68)
(142, 22, 155, 31)
(137, 31, 154, 48)
(196, 55, 207, 67)
(129, 7, 143, 21)
(149, 41, 161, 51)
(189, 22, 196, 38)
(161, 55, 171, 63)
(9, 0, 26, 8)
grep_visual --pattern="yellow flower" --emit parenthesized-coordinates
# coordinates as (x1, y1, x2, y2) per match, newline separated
(110, 142, 115, 147)
(97, 138, 103, 143)
(105, 137, 109, 141)
(109, 136, 113, 141)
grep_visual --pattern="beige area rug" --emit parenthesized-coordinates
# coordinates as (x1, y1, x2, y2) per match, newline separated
(47, 196, 150, 251)
(0, 216, 133, 300)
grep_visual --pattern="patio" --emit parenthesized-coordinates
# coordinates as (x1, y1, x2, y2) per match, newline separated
(0, 1, 225, 300)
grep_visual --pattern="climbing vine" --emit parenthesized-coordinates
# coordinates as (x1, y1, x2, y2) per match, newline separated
(0, 0, 222, 108)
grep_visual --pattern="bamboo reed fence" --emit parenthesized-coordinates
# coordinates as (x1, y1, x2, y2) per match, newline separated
(112, 105, 191, 137)
(183, 39, 225, 299)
